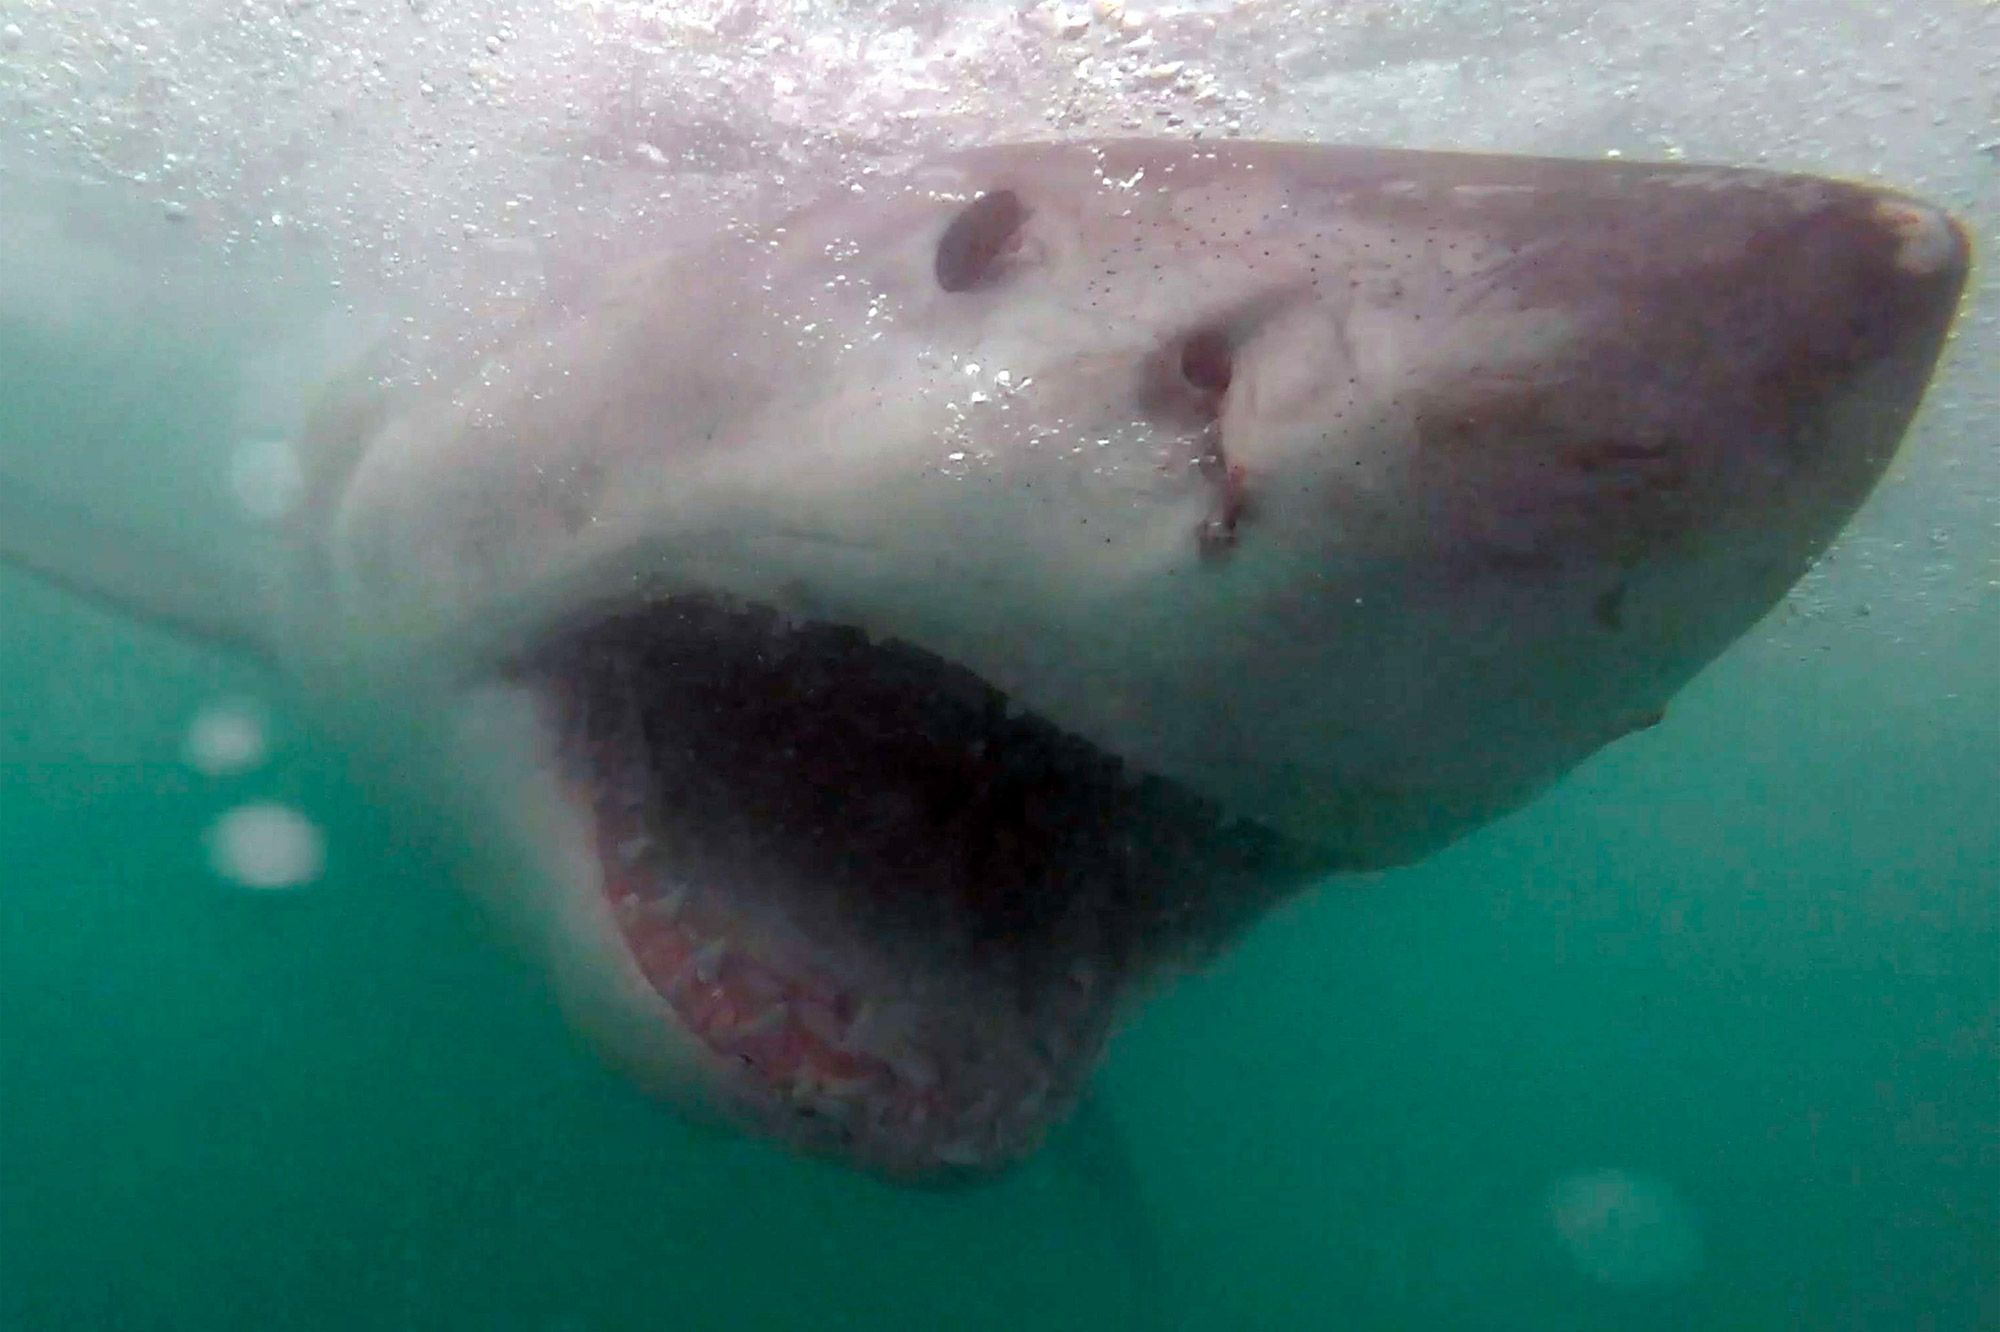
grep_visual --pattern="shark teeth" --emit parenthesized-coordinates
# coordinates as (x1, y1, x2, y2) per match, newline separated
(733, 1004, 787, 1040)
(1016, 1075, 1050, 1123)
(578, 747, 1111, 1175)
(793, 996, 847, 1044)
(888, 1049, 941, 1091)
(844, 999, 919, 1055)
(934, 1138, 984, 1166)
(817, 1074, 873, 1099)
(844, 1000, 886, 1049)
(690, 940, 727, 985)
(541, 590, 1183, 1176)
(736, 967, 787, 1005)
(617, 881, 1095, 1167)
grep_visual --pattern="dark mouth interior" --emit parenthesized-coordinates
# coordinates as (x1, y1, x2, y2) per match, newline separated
(517, 594, 1323, 1174)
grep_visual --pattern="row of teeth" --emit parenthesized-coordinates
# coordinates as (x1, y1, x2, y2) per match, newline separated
(570, 656, 1123, 1167)
(609, 873, 1087, 1164)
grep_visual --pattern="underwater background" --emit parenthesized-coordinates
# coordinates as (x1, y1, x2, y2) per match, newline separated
(2, 0, 1995, 1327)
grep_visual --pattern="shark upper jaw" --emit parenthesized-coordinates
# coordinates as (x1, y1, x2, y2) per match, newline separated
(490, 590, 1322, 1182)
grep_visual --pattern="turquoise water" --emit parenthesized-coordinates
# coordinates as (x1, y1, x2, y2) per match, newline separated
(2, 410, 1994, 1327)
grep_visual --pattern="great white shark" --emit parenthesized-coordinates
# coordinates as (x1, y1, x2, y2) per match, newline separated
(0, 139, 1969, 1182)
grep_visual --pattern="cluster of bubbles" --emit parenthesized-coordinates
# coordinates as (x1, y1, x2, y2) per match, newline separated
(6, 0, 1987, 291)
(183, 697, 327, 891)
(4, 2, 1989, 494)
(4, 0, 1988, 508)
(1, 0, 1274, 292)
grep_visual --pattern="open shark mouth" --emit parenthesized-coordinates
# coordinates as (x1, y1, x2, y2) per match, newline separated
(513, 594, 1324, 1178)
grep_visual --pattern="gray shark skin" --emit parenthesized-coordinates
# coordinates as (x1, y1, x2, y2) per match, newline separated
(0, 140, 1968, 1183)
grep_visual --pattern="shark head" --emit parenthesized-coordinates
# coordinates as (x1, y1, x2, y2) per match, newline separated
(301, 141, 1966, 1180)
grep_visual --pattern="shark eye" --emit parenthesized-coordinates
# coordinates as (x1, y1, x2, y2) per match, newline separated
(1179, 329, 1234, 395)
(935, 189, 1025, 292)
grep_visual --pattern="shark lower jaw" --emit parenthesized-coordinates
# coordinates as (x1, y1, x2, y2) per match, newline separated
(507, 593, 1314, 1180)
(573, 771, 1107, 1179)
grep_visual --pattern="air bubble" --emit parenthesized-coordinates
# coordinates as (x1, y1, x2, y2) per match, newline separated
(207, 803, 327, 891)
(183, 700, 270, 776)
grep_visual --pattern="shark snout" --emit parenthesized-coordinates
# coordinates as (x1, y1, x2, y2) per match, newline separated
(1546, 178, 1966, 570)
(1866, 193, 1972, 283)
(1724, 182, 1968, 524)
(1787, 184, 1969, 376)
(1371, 170, 1969, 637)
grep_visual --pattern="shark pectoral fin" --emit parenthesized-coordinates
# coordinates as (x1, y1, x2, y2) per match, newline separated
(0, 478, 285, 668)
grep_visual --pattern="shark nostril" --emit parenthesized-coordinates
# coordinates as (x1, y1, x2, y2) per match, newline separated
(935, 188, 1026, 293)
(1179, 328, 1234, 395)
